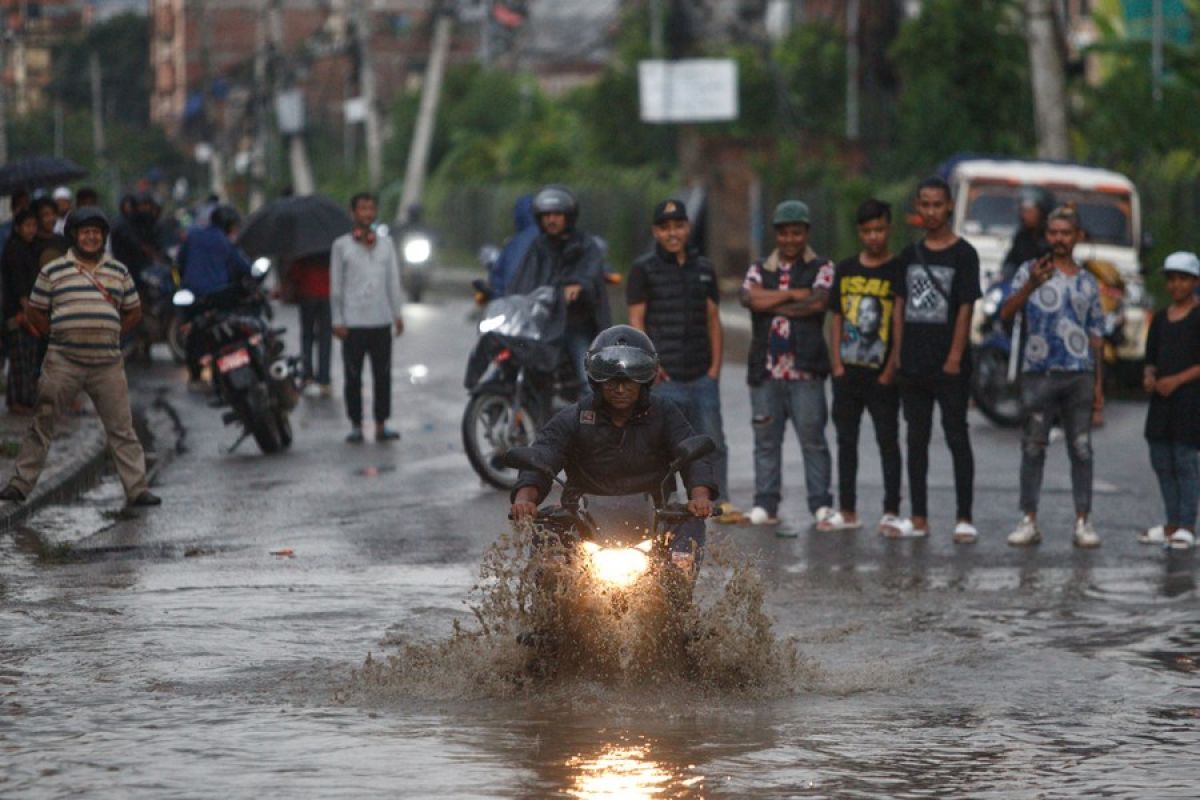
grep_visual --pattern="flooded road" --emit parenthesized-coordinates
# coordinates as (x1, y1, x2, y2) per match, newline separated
(1, 293, 1196, 798)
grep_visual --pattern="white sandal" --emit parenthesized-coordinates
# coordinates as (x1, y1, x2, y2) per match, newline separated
(1138, 525, 1167, 545)
(1168, 529, 1195, 550)
(816, 510, 863, 532)
(881, 516, 925, 539)
(953, 521, 979, 544)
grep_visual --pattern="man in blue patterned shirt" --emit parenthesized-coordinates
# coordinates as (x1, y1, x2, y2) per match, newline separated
(999, 205, 1105, 548)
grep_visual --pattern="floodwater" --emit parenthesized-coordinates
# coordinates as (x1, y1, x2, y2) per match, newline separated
(1, 297, 1197, 797)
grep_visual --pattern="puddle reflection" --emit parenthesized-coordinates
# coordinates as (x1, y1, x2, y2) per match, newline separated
(565, 741, 702, 798)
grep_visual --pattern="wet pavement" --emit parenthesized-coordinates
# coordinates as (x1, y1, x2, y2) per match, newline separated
(0, 281, 1196, 798)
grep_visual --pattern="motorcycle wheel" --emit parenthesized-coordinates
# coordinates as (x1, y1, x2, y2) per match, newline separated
(462, 388, 535, 491)
(971, 347, 1023, 427)
(166, 316, 187, 364)
(243, 388, 283, 454)
(276, 408, 293, 449)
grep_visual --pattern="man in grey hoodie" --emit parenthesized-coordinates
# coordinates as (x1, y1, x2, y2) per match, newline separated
(331, 192, 405, 443)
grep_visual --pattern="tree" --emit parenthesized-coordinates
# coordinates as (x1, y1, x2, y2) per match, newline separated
(887, 0, 1035, 175)
(50, 13, 152, 124)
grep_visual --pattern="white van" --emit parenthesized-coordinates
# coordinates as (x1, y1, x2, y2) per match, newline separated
(946, 158, 1149, 361)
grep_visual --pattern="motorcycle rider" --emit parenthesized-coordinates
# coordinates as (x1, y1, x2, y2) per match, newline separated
(110, 191, 165, 283)
(1001, 186, 1055, 282)
(177, 205, 254, 386)
(510, 325, 716, 571)
(506, 185, 611, 391)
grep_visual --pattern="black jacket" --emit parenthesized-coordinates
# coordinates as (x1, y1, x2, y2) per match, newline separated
(507, 229, 612, 337)
(627, 245, 718, 382)
(747, 252, 832, 385)
(511, 393, 718, 505)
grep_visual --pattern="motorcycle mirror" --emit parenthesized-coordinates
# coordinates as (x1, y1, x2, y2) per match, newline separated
(172, 289, 196, 308)
(251, 257, 272, 278)
(670, 435, 716, 471)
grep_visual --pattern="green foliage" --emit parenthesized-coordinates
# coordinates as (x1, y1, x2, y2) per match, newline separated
(886, 0, 1034, 175)
(50, 13, 152, 125)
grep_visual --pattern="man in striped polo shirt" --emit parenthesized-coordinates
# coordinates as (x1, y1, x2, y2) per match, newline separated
(0, 207, 161, 508)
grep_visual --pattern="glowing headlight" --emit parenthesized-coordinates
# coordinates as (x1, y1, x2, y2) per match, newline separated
(982, 286, 1004, 317)
(403, 236, 432, 265)
(582, 541, 651, 587)
(479, 314, 506, 333)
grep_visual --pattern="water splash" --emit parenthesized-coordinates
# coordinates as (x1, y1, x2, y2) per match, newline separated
(347, 527, 815, 702)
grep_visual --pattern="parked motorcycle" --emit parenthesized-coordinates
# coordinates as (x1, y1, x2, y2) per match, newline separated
(173, 259, 300, 454)
(124, 259, 186, 364)
(462, 287, 580, 490)
(971, 259, 1129, 428)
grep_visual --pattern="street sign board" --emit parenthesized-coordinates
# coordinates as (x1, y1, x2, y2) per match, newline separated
(638, 59, 739, 123)
(1123, 0, 1192, 44)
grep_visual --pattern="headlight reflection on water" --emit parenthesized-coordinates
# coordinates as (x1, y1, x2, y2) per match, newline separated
(566, 743, 702, 799)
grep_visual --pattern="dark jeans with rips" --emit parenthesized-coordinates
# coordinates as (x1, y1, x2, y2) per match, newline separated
(298, 297, 332, 386)
(832, 370, 902, 515)
(342, 325, 392, 426)
(900, 371, 974, 521)
(1019, 371, 1094, 515)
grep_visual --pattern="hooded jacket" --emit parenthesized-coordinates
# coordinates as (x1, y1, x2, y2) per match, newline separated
(492, 194, 539, 296)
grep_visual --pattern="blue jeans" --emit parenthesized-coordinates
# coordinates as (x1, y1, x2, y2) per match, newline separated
(1149, 439, 1200, 529)
(655, 374, 729, 500)
(750, 378, 833, 515)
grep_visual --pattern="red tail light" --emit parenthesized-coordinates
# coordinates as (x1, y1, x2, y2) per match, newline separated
(495, 348, 512, 363)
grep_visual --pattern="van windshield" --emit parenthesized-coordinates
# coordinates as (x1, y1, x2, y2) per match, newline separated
(962, 182, 1134, 247)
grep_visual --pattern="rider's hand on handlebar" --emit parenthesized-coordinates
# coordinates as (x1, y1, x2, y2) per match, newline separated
(511, 486, 540, 522)
(687, 487, 714, 519)
(563, 284, 583, 304)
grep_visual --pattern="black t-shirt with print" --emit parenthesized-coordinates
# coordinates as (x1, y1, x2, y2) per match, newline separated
(894, 238, 981, 377)
(1145, 305, 1200, 446)
(830, 255, 902, 375)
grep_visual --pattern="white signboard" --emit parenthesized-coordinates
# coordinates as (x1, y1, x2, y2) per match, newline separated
(344, 96, 368, 124)
(275, 88, 306, 135)
(638, 59, 739, 123)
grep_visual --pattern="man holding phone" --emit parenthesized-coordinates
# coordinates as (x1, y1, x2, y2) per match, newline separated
(1000, 205, 1105, 548)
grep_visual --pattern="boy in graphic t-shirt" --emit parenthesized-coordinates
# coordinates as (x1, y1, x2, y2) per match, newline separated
(894, 176, 981, 543)
(826, 199, 907, 536)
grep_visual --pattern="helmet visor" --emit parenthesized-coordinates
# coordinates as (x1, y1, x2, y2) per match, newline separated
(586, 346, 658, 384)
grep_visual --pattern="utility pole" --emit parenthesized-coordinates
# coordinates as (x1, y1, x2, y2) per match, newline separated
(1024, 0, 1069, 160)
(0, 32, 9, 166)
(650, 0, 664, 58)
(352, 0, 383, 190)
(89, 52, 106, 163)
(397, 6, 453, 224)
(845, 0, 861, 141)
(1151, 0, 1164, 106)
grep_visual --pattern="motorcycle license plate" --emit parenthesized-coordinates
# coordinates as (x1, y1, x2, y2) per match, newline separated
(217, 348, 251, 373)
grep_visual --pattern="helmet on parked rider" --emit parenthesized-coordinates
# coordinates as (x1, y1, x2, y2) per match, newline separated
(531, 185, 578, 226)
(210, 204, 242, 235)
(584, 325, 659, 388)
(65, 206, 111, 245)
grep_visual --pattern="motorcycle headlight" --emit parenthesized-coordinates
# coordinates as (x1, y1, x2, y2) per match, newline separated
(581, 541, 650, 588)
(173, 289, 196, 308)
(981, 286, 1004, 317)
(403, 236, 432, 265)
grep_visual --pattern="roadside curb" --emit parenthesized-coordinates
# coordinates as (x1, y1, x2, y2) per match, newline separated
(0, 417, 109, 532)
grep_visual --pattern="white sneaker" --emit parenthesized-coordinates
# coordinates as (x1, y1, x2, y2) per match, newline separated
(1138, 525, 1167, 545)
(747, 506, 779, 526)
(1007, 515, 1042, 546)
(1168, 529, 1195, 550)
(952, 521, 979, 544)
(1073, 518, 1101, 549)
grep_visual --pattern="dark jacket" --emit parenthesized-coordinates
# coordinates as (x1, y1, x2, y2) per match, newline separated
(2, 236, 43, 322)
(491, 194, 539, 296)
(507, 228, 612, 338)
(627, 245, 718, 382)
(747, 252, 831, 385)
(1002, 227, 1046, 282)
(511, 393, 718, 505)
(179, 225, 252, 298)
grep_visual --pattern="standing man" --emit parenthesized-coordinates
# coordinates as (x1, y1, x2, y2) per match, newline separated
(51, 186, 73, 235)
(0, 208, 160, 508)
(506, 185, 611, 390)
(740, 200, 836, 530)
(330, 192, 404, 443)
(627, 198, 741, 523)
(894, 176, 980, 543)
(1000, 205, 1104, 548)
(32, 197, 70, 268)
(291, 251, 333, 396)
(828, 199, 907, 535)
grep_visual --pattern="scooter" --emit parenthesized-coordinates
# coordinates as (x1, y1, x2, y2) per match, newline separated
(173, 258, 300, 454)
(398, 227, 435, 303)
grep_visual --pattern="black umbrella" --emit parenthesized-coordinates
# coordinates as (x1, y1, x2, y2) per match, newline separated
(0, 156, 88, 195)
(237, 194, 353, 263)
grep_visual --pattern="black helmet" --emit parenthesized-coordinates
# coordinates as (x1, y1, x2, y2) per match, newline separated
(585, 325, 659, 385)
(210, 204, 241, 234)
(65, 206, 110, 244)
(532, 185, 578, 224)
